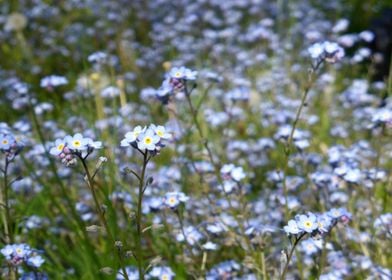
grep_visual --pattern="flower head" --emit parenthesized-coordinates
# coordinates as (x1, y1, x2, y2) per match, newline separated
(308, 41, 345, 63)
(50, 133, 102, 165)
(168, 66, 198, 81)
(1, 244, 44, 268)
(121, 124, 170, 155)
(296, 213, 318, 233)
(148, 266, 175, 280)
(137, 129, 160, 151)
(284, 219, 302, 235)
(40, 75, 68, 89)
(120, 126, 146, 147)
(0, 132, 24, 158)
(163, 191, 189, 208)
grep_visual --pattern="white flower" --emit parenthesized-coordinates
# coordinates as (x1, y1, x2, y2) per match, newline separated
(65, 133, 89, 151)
(121, 126, 145, 147)
(88, 51, 108, 63)
(284, 219, 302, 235)
(27, 255, 45, 268)
(150, 124, 171, 139)
(231, 166, 246, 181)
(101, 86, 121, 98)
(202, 241, 218, 250)
(296, 213, 318, 233)
(301, 239, 319, 255)
(220, 164, 245, 181)
(86, 138, 102, 149)
(168, 67, 198, 80)
(163, 192, 189, 208)
(308, 43, 324, 59)
(13, 244, 31, 258)
(40, 75, 68, 88)
(137, 129, 160, 151)
(50, 138, 66, 156)
(308, 41, 345, 63)
(0, 245, 14, 258)
(148, 266, 175, 280)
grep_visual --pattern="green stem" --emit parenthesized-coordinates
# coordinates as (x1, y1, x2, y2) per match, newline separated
(281, 61, 323, 219)
(135, 152, 148, 280)
(1, 157, 12, 244)
(1, 157, 17, 280)
(80, 158, 129, 280)
(280, 233, 306, 280)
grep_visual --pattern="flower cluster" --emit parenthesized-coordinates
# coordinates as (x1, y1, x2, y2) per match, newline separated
(156, 67, 198, 104)
(308, 41, 345, 63)
(1, 243, 45, 268)
(284, 208, 351, 236)
(50, 133, 102, 165)
(0, 132, 24, 159)
(120, 124, 171, 155)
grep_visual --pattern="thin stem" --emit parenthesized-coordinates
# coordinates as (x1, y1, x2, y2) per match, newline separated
(0, 157, 17, 280)
(135, 151, 148, 280)
(1, 157, 12, 244)
(80, 157, 130, 280)
(281, 61, 323, 219)
(280, 233, 306, 280)
(184, 87, 218, 171)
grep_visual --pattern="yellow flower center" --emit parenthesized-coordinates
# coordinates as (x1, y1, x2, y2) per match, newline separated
(168, 197, 176, 204)
(2, 140, 8, 145)
(16, 248, 22, 254)
(73, 140, 81, 147)
(157, 130, 164, 137)
(174, 72, 182, 78)
(162, 275, 169, 280)
(57, 144, 64, 151)
(144, 137, 152, 145)
(304, 221, 312, 228)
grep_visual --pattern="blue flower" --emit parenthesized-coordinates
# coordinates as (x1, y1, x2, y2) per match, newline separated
(121, 126, 146, 147)
(163, 191, 189, 209)
(300, 238, 320, 255)
(1, 244, 44, 268)
(26, 255, 45, 268)
(137, 128, 161, 151)
(64, 133, 89, 151)
(283, 219, 302, 235)
(148, 266, 175, 280)
(308, 41, 345, 63)
(176, 226, 203, 246)
(40, 75, 68, 89)
(327, 208, 352, 223)
(168, 66, 198, 81)
(317, 214, 333, 233)
(116, 266, 139, 280)
(0, 133, 14, 151)
(296, 213, 318, 233)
